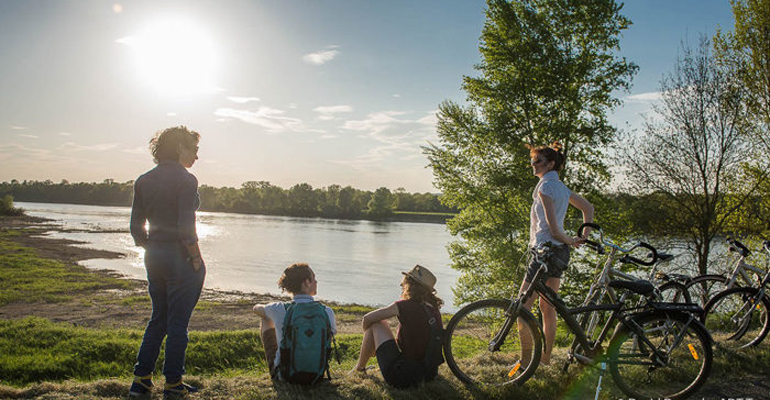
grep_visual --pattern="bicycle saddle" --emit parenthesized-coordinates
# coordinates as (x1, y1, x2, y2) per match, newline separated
(657, 252, 674, 262)
(608, 279, 655, 296)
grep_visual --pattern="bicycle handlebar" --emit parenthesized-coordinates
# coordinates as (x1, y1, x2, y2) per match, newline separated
(727, 237, 751, 257)
(621, 242, 658, 266)
(576, 222, 658, 265)
(577, 222, 603, 250)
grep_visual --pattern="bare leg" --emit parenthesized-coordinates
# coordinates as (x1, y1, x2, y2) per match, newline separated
(518, 280, 538, 365)
(539, 277, 560, 365)
(353, 321, 394, 371)
(260, 316, 275, 337)
(259, 317, 278, 372)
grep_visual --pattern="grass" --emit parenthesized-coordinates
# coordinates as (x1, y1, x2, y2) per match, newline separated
(2, 224, 770, 399)
(0, 230, 135, 306)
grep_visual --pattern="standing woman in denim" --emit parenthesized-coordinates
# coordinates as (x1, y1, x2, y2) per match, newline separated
(128, 126, 205, 399)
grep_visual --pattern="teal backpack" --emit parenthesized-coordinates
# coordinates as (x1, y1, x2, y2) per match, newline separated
(278, 301, 335, 384)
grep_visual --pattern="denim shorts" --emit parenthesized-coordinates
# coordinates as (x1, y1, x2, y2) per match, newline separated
(525, 244, 570, 282)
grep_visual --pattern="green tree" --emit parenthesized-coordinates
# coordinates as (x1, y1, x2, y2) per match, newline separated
(620, 36, 764, 277)
(367, 187, 396, 219)
(424, 0, 637, 305)
(287, 183, 319, 217)
(714, 0, 770, 236)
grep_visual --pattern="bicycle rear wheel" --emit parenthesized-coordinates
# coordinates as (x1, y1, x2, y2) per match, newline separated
(609, 311, 712, 400)
(443, 299, 542, 386)
(658, 281, 692, 303)
(702, 287, 770, 349)
(685, 275, 730, 306)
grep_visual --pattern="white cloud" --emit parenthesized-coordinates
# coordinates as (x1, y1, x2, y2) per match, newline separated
(314, 105, 353, 121)
(303, 46, 340, 65)
(335, 110, 439, 167)
(59, 132, 72, 136)
(625, 92, 662, 103)
(167, 112, 177, 117)
(314, 105, 353, 114)
(60, 142, 119, 152)
(123, 146, 146, 155)
(392, 94, 402, 98)
(18, 134, 38, 139)
(320, 134, 338, 139)
(10, 125, 28, 130)
(214, 106, 323, 134)
(114, 36, 137, 47)
(227, 96, 260, 104)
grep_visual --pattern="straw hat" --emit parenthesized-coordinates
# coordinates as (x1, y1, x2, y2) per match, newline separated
(402, 264, 437, 292)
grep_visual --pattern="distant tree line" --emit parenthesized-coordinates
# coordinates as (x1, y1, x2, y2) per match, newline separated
(0, 179, 457, 221)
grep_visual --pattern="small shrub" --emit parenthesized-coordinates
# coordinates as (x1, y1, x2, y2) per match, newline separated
(0, 195, 24, 216)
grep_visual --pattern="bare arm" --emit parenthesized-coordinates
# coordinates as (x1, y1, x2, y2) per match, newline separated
(569, 192, 594, 238)
(362, 302, 399, 331)
(540, 193, 576, 245)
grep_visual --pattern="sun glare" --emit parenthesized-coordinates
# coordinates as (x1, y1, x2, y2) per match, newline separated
(120, 18, 218, 96)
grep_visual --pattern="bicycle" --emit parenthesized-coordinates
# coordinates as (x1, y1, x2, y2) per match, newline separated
(443, 242, 713, 400)
(682, 238, 768, 306)
(700, 240, 770, 349)
(573, 223, 692, 346)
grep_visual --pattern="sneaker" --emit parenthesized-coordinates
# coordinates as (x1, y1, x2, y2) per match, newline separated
(163, 381, 198, 400)
(128, 375, 153, 398)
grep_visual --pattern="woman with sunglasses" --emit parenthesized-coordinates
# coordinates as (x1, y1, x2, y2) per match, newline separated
(520, 142, 594, 366)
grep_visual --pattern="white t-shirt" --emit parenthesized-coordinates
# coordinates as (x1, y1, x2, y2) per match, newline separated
(529, 170, 571, 247)
(263, 294, 337, 367)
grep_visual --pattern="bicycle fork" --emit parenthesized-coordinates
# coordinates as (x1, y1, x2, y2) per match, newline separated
(489, 300, 522, 352)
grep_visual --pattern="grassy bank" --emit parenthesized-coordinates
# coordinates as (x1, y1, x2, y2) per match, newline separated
(0, 229, 135, 306)
(2, 218, 770, 399)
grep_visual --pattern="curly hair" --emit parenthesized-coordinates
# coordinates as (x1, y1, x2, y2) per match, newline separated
(278, 263, 313, 294)
(401, 275, 443, 310)
(149, 126, 200, 164)
(527, 141, 566, 172)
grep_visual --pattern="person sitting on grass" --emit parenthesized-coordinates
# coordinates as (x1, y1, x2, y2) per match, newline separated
(252, 263, 337, 382)
(352, 265, 443, 389)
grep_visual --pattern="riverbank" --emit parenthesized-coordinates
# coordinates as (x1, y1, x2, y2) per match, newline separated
(1, 215, 769, 399)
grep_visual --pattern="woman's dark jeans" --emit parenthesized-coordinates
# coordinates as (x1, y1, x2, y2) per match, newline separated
(133, 241, 205, 383)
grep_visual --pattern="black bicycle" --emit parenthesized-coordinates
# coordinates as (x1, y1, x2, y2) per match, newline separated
(443, 242, 713, 400)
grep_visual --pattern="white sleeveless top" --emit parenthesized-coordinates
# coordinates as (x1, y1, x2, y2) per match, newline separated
(529, 171, 571, 247)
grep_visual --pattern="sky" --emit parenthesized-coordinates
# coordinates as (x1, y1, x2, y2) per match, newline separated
(0, 0, 736, 193)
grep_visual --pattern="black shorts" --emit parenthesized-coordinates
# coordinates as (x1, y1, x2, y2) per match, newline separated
(376, 340, 434, 389)
(525, 244, 570, 282)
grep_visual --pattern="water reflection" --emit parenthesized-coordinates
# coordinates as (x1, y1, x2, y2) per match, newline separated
(18, 202, 461, 311)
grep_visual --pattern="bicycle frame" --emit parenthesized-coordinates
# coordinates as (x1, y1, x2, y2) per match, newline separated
(513, 264, 679, 367)
(724, 253, 768, 290)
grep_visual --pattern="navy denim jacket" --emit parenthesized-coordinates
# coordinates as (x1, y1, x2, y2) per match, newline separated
(130, 161, 200, 247)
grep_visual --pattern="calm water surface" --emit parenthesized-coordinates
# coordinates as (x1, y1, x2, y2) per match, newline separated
(18, 202, 462, 310)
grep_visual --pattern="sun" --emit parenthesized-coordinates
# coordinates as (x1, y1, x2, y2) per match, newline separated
(118, 18, 218, 96)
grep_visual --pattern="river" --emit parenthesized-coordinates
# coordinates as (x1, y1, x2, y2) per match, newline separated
(17, 202, 462, 310)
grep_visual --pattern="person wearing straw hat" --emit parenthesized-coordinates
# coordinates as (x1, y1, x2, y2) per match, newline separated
(351, 265, 443, 389)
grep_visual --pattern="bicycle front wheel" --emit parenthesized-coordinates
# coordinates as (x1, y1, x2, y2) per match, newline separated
(702, 287, 770, 349)
(443, 299, 542, 386)
(609, 311, 712, 400)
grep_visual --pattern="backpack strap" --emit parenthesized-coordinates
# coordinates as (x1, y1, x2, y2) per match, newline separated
(421, 303, 439, 329)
